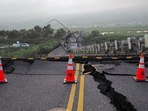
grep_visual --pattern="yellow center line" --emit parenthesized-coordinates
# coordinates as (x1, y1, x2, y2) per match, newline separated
(66, 63, 80, 111)
(77, 64, 84, 111)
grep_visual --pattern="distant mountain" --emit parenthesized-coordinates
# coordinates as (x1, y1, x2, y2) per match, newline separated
(1, 6, 148, 30)
(40, 9, 148, 30)
(59, 7, 148, 27)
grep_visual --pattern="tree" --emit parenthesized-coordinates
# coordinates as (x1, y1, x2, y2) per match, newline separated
(19, 29, 27, 38)
(27, 29, 41, 38)
(34, 25, 42, 33)
(90, 30, 100, 37)
(0, 30, 7, 36)
(54, 28, 66, 38)
(43, 24, 54, 37)
(8, 30, 19, 39)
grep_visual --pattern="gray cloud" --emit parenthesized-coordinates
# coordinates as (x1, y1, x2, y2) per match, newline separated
(0, 0, 148, 29)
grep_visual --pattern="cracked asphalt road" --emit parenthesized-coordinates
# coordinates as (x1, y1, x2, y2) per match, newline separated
(1, 46, 148, 111)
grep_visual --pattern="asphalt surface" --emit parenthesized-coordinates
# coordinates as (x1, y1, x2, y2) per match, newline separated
(0, 61, 70, 111)
(48, 46, 68, 57)
(101, 62, 148, 111)
(1, 45, 148, 111)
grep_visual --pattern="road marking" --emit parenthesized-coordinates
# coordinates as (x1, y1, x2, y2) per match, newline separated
(77, 64, 84, 111)
(82, 56, 88, 58)
(96, 57, 102, 59)
(54, 56, 60, 59)
(112, 57, 118, 59)
(28, 58, 34, 60)
(66, 63, 79, 111)
(40, 58, 46, 60)
(126, 56, 132, 59)
(11, 58, 16, 60)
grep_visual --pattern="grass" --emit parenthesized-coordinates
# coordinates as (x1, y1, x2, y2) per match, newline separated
(1, 25, 148, 57)
(0, 39, 60, 58)
(71, 25, 148, 36)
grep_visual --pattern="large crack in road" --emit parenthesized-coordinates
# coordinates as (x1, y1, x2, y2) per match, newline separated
(83, 64, 137, 111)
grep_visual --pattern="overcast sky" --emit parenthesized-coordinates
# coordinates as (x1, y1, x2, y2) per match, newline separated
(0, 0, 148, 29)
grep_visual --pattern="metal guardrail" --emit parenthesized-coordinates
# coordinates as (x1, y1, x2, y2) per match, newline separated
(1, 54, 145, 62)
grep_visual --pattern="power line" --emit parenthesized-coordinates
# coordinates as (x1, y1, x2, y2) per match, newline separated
(47, 19, 70, 33)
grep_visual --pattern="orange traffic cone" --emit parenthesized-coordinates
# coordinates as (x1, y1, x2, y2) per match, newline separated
(0, 59, 7, 83)
(63, 54, 77, 83)
(133, 53, 148, 82)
